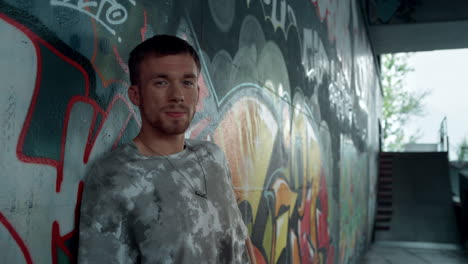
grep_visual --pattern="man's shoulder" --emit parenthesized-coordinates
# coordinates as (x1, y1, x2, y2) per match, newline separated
(186, 139, 221, 151)
(85, 143, 137, 183)
(95, 142, 135, 168)
(186, 139, 230, 170)
(186, 139, 225, 157)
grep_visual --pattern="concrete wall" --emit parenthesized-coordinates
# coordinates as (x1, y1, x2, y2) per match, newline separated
(0, 1, 381, 263)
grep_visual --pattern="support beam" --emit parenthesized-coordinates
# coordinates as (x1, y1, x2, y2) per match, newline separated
(370, 20, 468, 54)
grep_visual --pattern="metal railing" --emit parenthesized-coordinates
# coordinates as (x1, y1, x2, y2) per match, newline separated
(438, 116, 449, 153)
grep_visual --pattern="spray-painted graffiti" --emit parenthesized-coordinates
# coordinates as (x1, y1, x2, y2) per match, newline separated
(212, 90, 334, 263)
(50, 0, 135, 42)
(260, 0, 298, 35)
(339, 136, 369, 264)
(0, 13, 139, 263)
(0, 0, 380, 263)
(302, 27, 329, 85)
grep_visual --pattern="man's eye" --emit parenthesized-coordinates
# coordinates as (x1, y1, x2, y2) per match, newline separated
(153, 80, 168, 87)
(183, 80, 195, 86)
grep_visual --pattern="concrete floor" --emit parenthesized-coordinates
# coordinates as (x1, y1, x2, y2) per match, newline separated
(363, 242, 468, 264)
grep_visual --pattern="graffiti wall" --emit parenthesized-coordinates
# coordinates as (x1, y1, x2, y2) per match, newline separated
(0, 0, 381, 263)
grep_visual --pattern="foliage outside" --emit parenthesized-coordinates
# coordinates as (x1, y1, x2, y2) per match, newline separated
(381, 53, 430, 151)
(456, 137, 468, 162)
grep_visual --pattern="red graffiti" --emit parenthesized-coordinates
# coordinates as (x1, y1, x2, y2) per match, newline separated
(0, 12, 139, 264)
(0, 212, 33, 264)
(140, 10, 148, 41)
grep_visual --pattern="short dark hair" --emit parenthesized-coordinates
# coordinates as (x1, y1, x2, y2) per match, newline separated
(128, 35, 201, 85)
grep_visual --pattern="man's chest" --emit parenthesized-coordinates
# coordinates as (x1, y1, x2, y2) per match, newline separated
(126, 160, 235, 237)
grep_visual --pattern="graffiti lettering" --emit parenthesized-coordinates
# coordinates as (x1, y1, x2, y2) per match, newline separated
(271, 0, 286, 30)
(309, 0, 353, 88)
(302, 28, 329, 86)
(329, 66, 353, 125)
(262, 0, 298, 35)
(50, 0, 129, 42)
(310, 0, 330, 21)
(0, 0, 380, 263)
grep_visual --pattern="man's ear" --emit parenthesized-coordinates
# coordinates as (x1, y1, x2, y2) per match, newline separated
(128, 85, 141, 106)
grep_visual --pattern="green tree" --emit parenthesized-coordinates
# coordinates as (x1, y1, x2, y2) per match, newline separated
(381, 53, 430, 151)
(456, 137, 468, 162)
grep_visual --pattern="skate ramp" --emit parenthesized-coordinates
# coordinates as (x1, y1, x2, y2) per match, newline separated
(375, 152, 460, 243)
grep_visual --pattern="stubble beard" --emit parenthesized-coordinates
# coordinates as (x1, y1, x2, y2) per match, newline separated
(142, 105, 195, 136)
(153, 117, 190, 135)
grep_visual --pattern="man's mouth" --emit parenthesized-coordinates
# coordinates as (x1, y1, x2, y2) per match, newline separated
(165, 112, 186, 118)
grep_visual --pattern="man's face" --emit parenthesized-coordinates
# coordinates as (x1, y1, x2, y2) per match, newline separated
(131, 53, 200, 136)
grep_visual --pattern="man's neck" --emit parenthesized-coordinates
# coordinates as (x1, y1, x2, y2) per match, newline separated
(133, 130, 186, 156)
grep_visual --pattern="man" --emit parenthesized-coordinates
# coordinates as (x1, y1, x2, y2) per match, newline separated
(78, 35, 255, 263)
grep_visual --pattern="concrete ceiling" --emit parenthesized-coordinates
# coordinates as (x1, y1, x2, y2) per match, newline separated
(365, 0, 468, 54)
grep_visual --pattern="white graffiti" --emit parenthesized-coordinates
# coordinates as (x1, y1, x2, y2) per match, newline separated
(50, 0, 134, 42)
(262, 0, 298, 35)
(351, 0, 375, 107)
(302, 27, 329, 86)
(310, 0, 353, 90)
(329, 64, 353, 125)
(259, 0, 363, 131)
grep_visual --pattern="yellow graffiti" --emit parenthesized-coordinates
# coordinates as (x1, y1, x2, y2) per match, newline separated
(214, 97, 278, 224)
(215, 95, 332, 263)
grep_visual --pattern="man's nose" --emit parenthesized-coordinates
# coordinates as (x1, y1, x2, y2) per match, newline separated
(169, 83, 184, 102)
